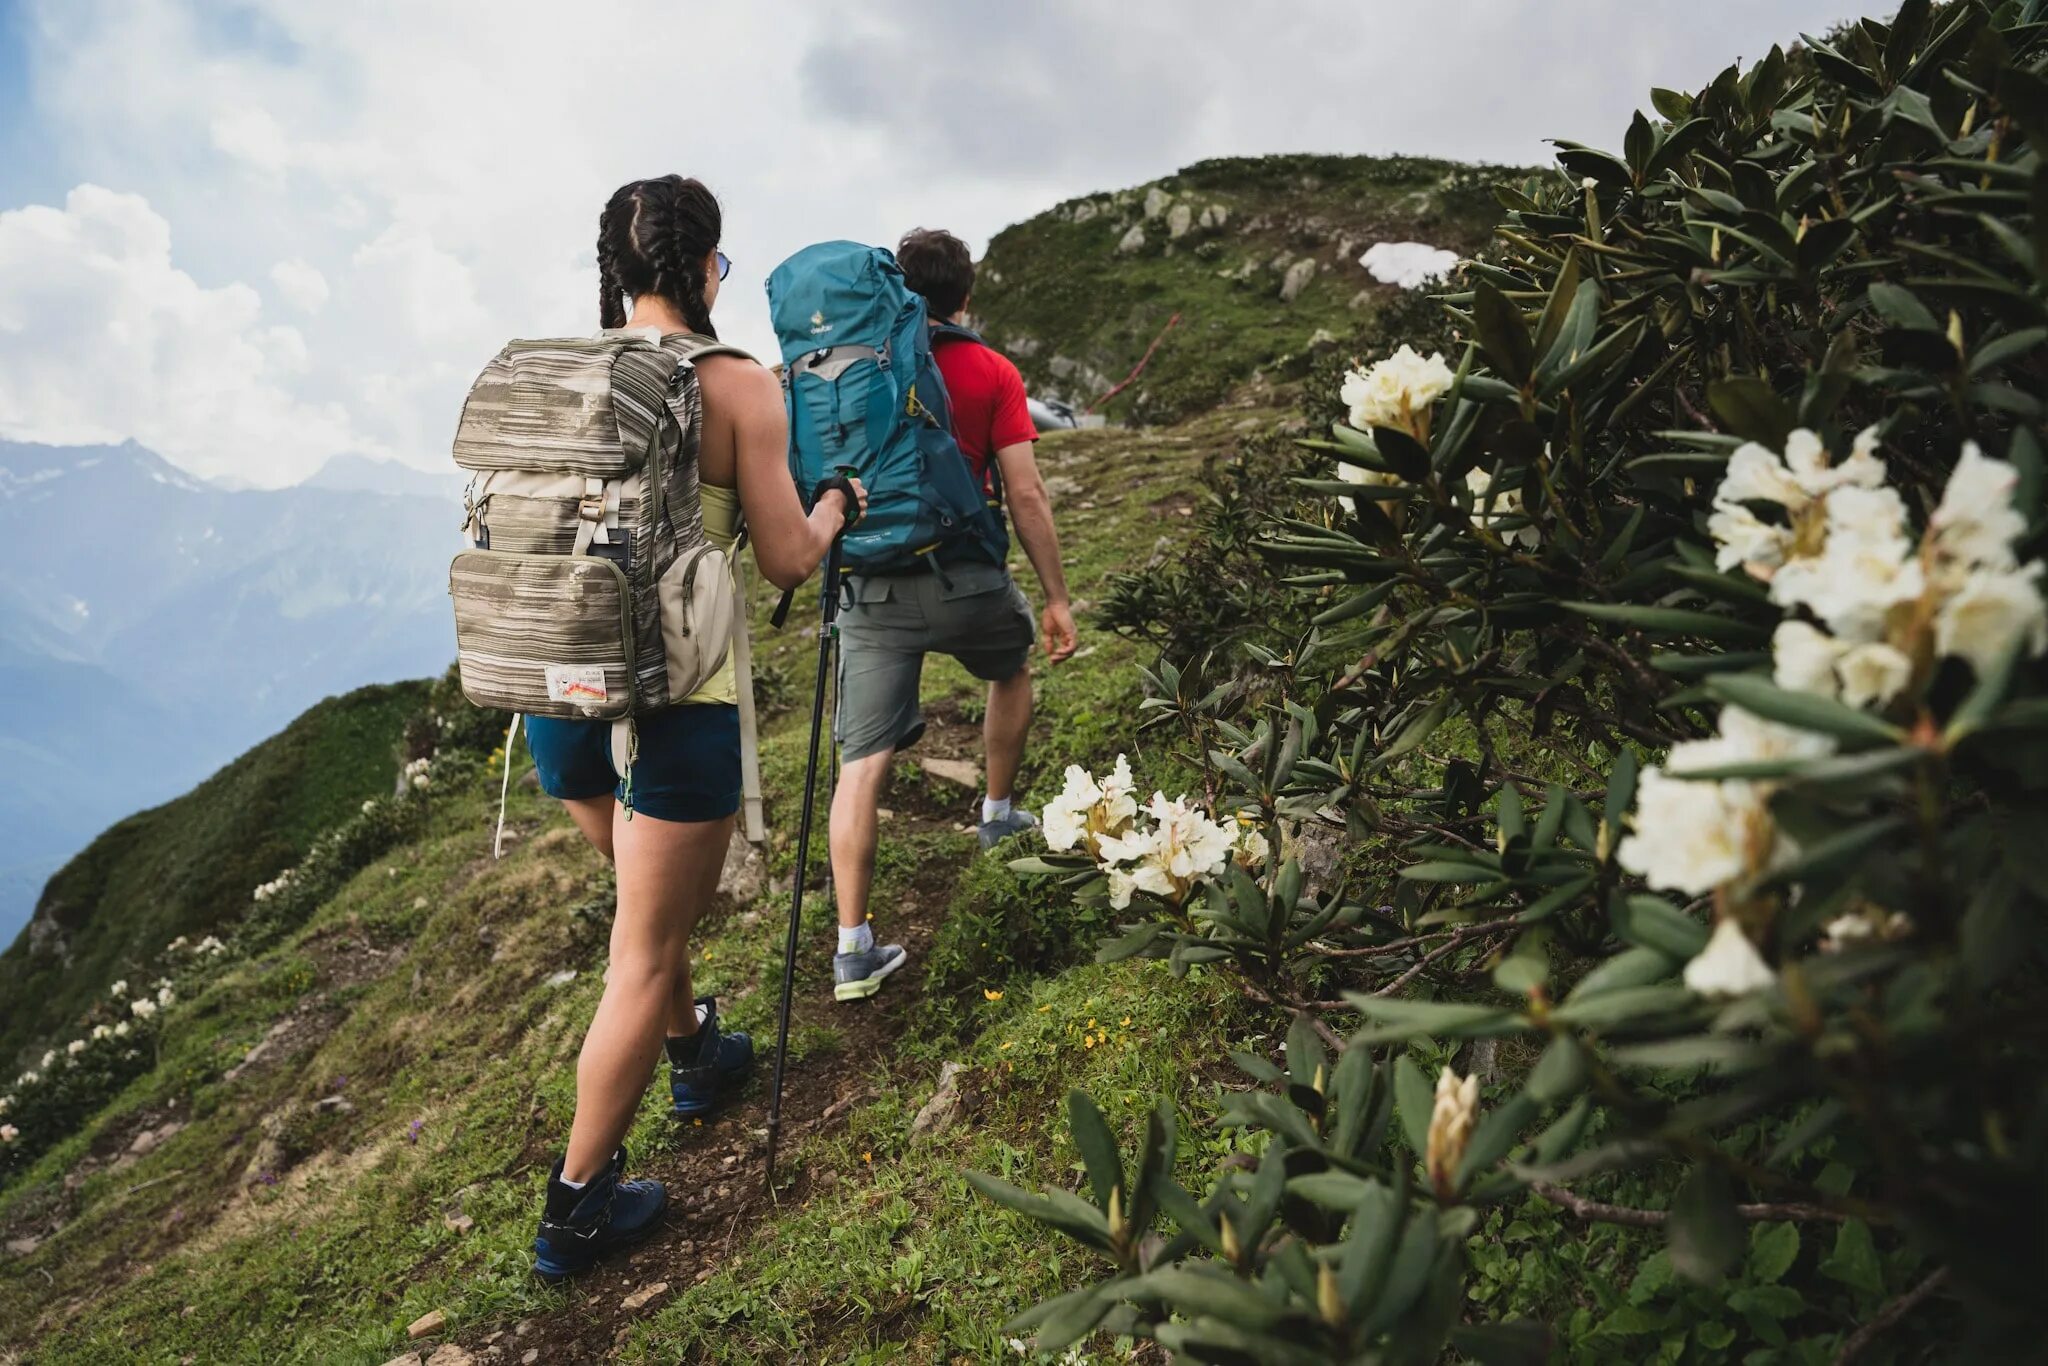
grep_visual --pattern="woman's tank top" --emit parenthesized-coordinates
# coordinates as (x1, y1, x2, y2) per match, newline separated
(682, 481, 741, 707)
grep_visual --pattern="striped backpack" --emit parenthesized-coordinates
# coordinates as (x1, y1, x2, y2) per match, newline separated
(448, 329, 745, 732)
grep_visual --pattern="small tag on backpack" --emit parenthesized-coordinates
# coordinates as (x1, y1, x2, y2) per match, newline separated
(544, 666, 609, 704)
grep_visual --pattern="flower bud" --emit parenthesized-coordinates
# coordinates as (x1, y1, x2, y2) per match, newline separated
(1220, 1214, 1241, 1264)
(1318, 1261, 1345, 1325)
(1425, 1067, 1480, 1198)
(1106, 1185, 1125, 1243)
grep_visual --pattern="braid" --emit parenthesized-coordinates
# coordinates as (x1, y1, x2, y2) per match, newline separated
(595, 174, 721, 338)
(595, 193, 628, 329)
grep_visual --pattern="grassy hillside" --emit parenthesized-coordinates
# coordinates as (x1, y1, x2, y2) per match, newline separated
(0, 397, 1282, 1363)
(975, 152, 1522, 424)
(0, 681, 428, 1071)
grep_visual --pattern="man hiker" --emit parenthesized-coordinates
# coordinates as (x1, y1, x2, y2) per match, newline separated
(827, 227, 1078, 1002)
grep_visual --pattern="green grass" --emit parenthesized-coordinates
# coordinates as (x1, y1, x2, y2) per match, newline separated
(0, 681, 429, 1071)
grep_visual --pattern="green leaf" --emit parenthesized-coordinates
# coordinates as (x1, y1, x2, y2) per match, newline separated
(1819, 1220, 1884, 1296)
(1867, 278, 1941, 329)
(1611, 893, 1709, 959)
(1067, 1091, 1124, 1214)
(1525, 1037, 1589, 1106)
(1550, 984, 1696, 1028)
(1668, 1163, 1744, 1284)
(1395, 1053, 1433, 1157)
(1288, 1170, 1375, 1209)
(1567, 945, 1679, 1000)
(1703, 673, 1906, 745)
(1457, 1094, 1538, 1187)
(1564, 602, 1771, 642)
(1399, 859, 1500, 883)
(1748, 1223, 1800, 1283)
(1473, 279, 1535, 386)
(1707, 376, 1794, 447)
(1347, 995, 1527, 1042)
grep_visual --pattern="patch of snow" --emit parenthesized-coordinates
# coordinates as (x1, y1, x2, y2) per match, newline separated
(1360, 242, 1460, 289)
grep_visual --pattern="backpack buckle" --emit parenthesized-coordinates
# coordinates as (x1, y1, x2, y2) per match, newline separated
(578, 492, 606, 522)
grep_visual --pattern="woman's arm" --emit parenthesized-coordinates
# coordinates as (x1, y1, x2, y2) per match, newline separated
(726, 365, 864, 590)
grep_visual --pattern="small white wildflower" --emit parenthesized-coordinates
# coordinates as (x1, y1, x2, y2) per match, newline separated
(411, 774, 431, 790)
(362, 799, 377, 815)
(130, 998, 158, 1020)
(66, 1039, 86, 1057)
(1821, 906, 1914, 951)
(165, 936, 188, 954)
(18, 1071, 37, 1087)
(39, 1051, 55, 1071)
(1684, 917, 1777, 997)
(109, 980, 128, 998)
(0, 1096, 10, 1116)
(114, 1021, 131, 1038)
(91, 1025, 111, 1041)
(0, 1124, 17, 1143)
(157, 985, 176, 1008)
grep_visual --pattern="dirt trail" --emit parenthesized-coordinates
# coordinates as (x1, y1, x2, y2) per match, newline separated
(437, 710, 989, 1365)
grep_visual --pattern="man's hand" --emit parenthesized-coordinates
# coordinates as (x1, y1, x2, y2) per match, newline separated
(1041, 600, 1078, 664)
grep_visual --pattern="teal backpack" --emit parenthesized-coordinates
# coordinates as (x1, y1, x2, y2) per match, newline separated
(765, 242, 1008, 578)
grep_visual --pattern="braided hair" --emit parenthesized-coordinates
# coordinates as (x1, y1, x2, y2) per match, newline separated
(596, 175, 721, 337)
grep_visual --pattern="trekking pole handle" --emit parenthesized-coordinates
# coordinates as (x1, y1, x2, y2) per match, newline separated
(813, 472, 862, 531)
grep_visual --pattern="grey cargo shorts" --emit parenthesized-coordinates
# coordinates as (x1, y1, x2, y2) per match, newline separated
(834, 559, 1036, 762)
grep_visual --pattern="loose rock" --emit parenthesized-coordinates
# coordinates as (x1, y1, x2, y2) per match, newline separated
(407, 1309, 448, 1339)
(919, 756, 980, 789)
(1279, 258, 1319, 303)
(425, 1347, 475, 1366)
(911, 1061, 968, 1138)
(1116, 224, 1146, 256)
(621, 1281, 670, 1312)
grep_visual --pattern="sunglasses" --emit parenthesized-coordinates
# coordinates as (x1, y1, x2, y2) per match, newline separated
(715, 251, 731, 281)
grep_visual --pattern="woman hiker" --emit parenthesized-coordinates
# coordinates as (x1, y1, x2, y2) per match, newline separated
(529, 174, 865, 1281)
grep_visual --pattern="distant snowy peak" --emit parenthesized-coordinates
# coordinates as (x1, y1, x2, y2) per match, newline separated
(0, 439, 205, 498)
(1360, 242, 1461, 290)
(303, 452, 464, 499)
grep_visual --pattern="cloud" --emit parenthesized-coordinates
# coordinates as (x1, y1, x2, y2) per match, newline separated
(0, 184, 359, 484)
(4, 0, 1862, 486)
(268, 258, 328, 313)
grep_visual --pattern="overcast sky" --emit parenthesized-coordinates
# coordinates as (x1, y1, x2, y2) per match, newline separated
(0, 0, 1861, 487)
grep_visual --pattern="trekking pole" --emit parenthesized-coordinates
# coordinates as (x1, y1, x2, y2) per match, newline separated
(764, 533, 845, 1194)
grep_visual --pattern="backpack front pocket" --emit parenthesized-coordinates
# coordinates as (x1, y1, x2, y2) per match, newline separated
(450, 549, 636, 719)
(655, 542, 734, 702)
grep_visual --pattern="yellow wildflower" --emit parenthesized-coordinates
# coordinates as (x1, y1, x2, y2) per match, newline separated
(983, 989, 1004, 1002)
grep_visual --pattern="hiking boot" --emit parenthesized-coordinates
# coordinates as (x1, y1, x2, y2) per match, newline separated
(979, 806, 1039, 851)
(669, 995, 754, 1119)
(532, 1145, 666, 1283)
(833, 942, 908, 1002)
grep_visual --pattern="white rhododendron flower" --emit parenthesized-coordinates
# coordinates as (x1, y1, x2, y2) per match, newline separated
(66, 1039, 85, 1057)
(1822, 906, 1914, 951)
(1767, 489, 1923, 642)
(1043, 755, 1139, 859)
(1231, 819, 1271, 871)
(109, 980, 128, 998)
(0, 1096, 10, 1115)
(1707, 501, 1794, 573)
(1465, 468, 1540, 548)
(1718, 440, 1814, 510)
(1685, 917, 1777, 997)
(166, 936, 188, 953)
(114, 1021, 131, 1038)
(1935, 563, 2048, 675)
(91, 1025, 111, 1041)
(1359, 241, 1459, 289)
(40, 1050, 55, 1070)
(131, 998, 158, 1020)
(1618, 708, 1833, 895)
(1333, 459, 1402, 515)
(1835, 642, 1913, 709)
(1931, 442, 2025, 571)
(18, 1071, 38, 1087)
(157, 986, 176, 1008)
(0, 1124, 17, 1143)
(1341, 345, 1455, 440)
(1772, 620, 1847, 696)
(362, 799, 378, 815)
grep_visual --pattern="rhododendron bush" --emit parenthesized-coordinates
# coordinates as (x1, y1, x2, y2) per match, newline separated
(978, 4, 2048, 1361)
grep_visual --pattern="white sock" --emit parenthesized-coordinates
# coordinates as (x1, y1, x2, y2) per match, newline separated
(838, 921, 874, 956)
(982, 794, 1012, 824)
(559, 1175, 587, 1191)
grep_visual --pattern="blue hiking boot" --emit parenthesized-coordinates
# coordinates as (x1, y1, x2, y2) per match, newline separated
(668, 995, 754, 1119)
(532, 1145, 666, 1283)
(978, 807, 1039, 851)
(833, 942, 909, 1002)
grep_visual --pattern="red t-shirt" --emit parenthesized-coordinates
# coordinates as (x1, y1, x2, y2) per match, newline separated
(932, 334, 1037, 494)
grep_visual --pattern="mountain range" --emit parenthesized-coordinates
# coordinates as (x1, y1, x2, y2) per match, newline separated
(0, 440, 461, 947)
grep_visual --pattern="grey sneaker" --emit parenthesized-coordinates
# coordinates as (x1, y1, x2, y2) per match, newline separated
(833, 942, 908, 1002)
(978, 807, 1039, 851)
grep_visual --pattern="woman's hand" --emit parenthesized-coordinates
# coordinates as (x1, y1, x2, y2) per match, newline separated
(817, 476, 869, 530)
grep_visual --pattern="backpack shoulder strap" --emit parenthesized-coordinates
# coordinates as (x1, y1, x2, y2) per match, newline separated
(664, 332, 759, 367)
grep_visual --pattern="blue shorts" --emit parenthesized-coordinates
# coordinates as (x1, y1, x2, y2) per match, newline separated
(525, 703, 741, 825)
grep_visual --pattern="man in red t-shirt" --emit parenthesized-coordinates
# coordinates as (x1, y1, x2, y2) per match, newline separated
(824, 228, 1077, 1003)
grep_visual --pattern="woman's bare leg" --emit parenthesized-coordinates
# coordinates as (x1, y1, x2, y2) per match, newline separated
(561, 795, 616, 861)
(562, 807, 734, 1182)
